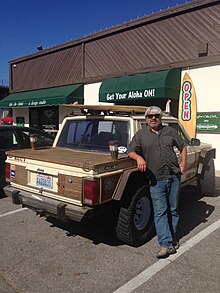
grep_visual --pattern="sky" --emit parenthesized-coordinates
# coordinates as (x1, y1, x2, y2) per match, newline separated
(0, 0, 191, 86)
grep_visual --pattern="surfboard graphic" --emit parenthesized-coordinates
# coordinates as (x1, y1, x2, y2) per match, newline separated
(178, 72, 197, 139)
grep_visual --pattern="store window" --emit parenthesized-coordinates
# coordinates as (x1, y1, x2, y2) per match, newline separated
(29, 106, 59, 135)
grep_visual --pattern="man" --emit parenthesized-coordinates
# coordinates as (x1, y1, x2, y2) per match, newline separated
(128, 106, 187, 258)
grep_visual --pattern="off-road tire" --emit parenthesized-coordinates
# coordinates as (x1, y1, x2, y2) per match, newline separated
(116, 185, 154, 247)
(199, 157, 215, 196)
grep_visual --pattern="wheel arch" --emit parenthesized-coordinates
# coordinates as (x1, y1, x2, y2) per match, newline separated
(113, 168, 150, 202)
(197, 148, 216, 178)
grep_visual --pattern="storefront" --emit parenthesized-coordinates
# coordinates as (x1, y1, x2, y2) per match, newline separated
(0, 84, 84, 134)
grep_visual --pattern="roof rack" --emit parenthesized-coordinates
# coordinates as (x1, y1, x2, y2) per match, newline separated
(64, 104, 148, 115)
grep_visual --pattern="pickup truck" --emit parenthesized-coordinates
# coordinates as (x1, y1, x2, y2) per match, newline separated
(4, 105, 216, 246)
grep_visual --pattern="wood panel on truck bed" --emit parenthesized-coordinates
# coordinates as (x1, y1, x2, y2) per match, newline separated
(6, 147, 135, 171)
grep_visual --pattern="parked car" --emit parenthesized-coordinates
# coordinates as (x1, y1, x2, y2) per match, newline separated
(0, 125, 54, 189)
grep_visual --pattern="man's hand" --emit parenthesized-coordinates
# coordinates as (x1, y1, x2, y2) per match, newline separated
(128, 152, 146, 172)
(137, 157, 147, 172)
(179, 162, 186, 174)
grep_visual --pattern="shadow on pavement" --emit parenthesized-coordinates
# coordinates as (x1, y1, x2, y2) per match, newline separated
(0, 187, 7, 198)
(46, 212, 122, 247)
(177, 184, 216, 240)
(46, 177, 220, 247)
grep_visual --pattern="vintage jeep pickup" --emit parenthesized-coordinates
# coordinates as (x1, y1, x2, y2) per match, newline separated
(4, 105, 216, 246)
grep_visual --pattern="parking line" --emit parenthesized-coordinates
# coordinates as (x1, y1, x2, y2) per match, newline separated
(0, 207, 28, 218)
(113, 219, 220, 293)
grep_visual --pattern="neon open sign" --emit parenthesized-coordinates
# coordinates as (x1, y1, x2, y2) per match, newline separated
(181, 81, 192, 121)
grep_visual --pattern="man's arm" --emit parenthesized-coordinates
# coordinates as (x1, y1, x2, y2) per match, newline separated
(128, 151, 147, 172)
(179, 146, 187, 174)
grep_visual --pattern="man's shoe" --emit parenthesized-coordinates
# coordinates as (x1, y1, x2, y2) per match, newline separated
(172, 240, 180, 250)
(156, 247, 176, 259)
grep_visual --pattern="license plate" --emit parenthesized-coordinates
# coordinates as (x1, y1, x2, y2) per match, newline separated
(36, 174, 53, 189)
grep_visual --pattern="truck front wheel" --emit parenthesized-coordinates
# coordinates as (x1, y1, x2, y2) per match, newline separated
(116, 185, 154, 247)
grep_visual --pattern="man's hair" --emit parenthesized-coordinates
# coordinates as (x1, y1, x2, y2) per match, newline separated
(145, 106, 163, 117)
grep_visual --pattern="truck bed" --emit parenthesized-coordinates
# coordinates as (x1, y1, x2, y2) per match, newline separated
(6, 147, 133, 170)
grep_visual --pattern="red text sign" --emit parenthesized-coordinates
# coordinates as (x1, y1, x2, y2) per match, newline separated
(181, 81, 192, 121)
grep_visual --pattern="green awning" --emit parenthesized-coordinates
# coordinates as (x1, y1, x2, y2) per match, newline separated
(99, 68, 181, 102)
(0, 84, 84, 108)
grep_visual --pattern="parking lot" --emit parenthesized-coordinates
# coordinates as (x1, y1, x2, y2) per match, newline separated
(0, 177, 220, 293)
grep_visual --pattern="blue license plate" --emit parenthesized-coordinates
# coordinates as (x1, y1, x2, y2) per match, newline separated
(36, 174, 53, 189)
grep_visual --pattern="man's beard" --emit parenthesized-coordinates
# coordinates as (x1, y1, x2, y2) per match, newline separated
(148, 121, 161, 130)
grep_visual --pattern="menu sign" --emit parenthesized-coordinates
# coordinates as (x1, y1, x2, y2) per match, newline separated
(196, 112, 220, 133)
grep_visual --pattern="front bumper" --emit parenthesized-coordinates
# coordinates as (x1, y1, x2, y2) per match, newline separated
(3, 185, 93, 222)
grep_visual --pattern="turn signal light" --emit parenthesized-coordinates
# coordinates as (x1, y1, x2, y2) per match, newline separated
(5, 163, 10, 182)
(83, 178, 99, 206)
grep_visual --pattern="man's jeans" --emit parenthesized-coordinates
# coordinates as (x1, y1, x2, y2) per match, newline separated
(150, 174, 180, 248)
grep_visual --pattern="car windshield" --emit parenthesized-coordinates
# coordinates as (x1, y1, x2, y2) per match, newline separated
(56, 119, 130, 153)
(0, 128, 54, 150)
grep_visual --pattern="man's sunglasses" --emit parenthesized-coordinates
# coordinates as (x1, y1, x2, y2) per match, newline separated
(146, 114, 161, 119)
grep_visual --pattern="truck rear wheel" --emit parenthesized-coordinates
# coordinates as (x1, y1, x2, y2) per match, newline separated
(116, 185, 154, 247)
(199, 157, 215, 196)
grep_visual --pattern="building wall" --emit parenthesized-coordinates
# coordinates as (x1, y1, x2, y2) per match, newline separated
(84, 82, 114, 105)
(185, 65, 220, 112)
(59, 106, 73, 127)
(11, 46, 83, 92)
(182, 65, 220, 171)
(84, 83, 101, 105)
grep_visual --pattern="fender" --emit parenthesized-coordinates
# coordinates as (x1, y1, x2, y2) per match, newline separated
(197, 148, 216, 175)
(113, 167, 149, 201)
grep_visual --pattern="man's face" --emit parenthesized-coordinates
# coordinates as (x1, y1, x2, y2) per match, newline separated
(146, 113, 161, 129)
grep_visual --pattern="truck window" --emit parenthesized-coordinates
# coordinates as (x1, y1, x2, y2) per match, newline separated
(56, 120, 129, 152)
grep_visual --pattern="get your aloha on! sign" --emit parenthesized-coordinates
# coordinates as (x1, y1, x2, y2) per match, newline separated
(99, 69, 181, 102)
(105, 89, 156, 101)
(197, 112, 220, 133)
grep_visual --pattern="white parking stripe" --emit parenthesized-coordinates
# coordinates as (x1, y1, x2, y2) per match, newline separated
(113, 219, 220, 293)
(0, 207, 28, 218)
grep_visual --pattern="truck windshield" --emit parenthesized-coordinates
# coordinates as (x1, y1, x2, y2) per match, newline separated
(56, 119, 129, 153)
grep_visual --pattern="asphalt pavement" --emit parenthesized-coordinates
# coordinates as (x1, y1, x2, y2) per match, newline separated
(0, 177, 220, 293)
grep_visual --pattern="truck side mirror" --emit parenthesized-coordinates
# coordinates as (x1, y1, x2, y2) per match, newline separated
(190, 138, 200, 146)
